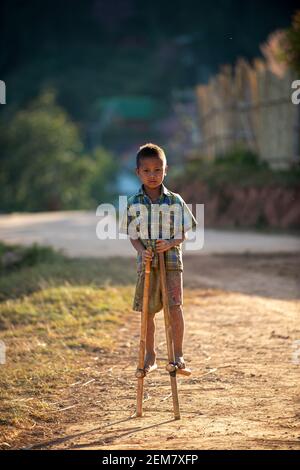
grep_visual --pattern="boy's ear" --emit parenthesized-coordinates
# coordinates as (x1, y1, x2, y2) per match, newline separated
(165, 164, 168, 175)
(135, 167, 139, 176)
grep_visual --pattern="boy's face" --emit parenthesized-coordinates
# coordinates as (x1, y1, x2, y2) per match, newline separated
(136, 157, 167, 190)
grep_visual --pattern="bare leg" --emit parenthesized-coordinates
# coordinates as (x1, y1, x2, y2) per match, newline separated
(144, 312, 157, 372)
(169, 305, 185, 367)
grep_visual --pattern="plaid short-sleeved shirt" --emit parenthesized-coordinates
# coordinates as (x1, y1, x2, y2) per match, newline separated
(119, 183, 198, 272)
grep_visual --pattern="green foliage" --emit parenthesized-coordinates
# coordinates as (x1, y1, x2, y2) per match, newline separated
(215, 146, 264, 168)
(182, 146, 300, 189)
(285, 10, 300, 74)
(0, 241, 64, 274)
(0, 241, 136, 302)
(0, 90, 87, 211)
(0, 90, 118, 212)
(0, 1, 295, 127)
(87, 147, 119, 204)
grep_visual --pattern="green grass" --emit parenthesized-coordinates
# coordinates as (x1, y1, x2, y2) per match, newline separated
(179, 146, 300, 190)
(0, 242, 136, 449)
(0, 242, 136, 302)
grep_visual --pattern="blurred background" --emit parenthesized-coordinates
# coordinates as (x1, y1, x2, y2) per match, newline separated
(1, 3, 300, 450)
(0, 0, 299, 228)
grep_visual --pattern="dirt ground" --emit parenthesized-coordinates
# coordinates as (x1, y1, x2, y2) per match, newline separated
(1, 210, 299, 257)
(21, 253, 300, 451)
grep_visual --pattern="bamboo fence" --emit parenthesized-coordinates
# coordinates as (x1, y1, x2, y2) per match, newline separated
(195, 59, 300, 168)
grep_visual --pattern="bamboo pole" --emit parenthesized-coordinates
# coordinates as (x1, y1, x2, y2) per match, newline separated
(136, 250, 152, 417)
(159, 252, 181, 420)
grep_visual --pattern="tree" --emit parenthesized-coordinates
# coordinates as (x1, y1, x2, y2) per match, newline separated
(0, 89, 117, 212)
(274, 9, 300, 75)
(285, 10, 300, 74)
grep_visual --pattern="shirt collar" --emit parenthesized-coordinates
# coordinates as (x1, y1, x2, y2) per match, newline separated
(137, 183, 171, 198)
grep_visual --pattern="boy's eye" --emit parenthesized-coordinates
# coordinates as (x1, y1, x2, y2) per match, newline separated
(142, 168, 161, 173)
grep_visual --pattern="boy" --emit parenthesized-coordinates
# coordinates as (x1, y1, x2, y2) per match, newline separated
(120, 143, 197, 374)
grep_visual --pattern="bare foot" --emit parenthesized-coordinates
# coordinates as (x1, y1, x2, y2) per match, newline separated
(144, 352, 157, 374)
(175, 356, 186, 369)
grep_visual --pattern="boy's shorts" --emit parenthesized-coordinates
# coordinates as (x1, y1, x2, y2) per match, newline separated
(133, 268, 183, 315)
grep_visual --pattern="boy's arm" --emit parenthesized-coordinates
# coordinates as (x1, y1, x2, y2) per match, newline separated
(129, 237, 145, 254)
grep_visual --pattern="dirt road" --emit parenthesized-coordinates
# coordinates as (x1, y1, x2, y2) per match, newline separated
(0, 211, 299, 257)
(25, 253, 300, 450)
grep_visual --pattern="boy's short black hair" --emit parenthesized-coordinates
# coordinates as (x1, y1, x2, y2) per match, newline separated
(136, 142, 167, 168)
